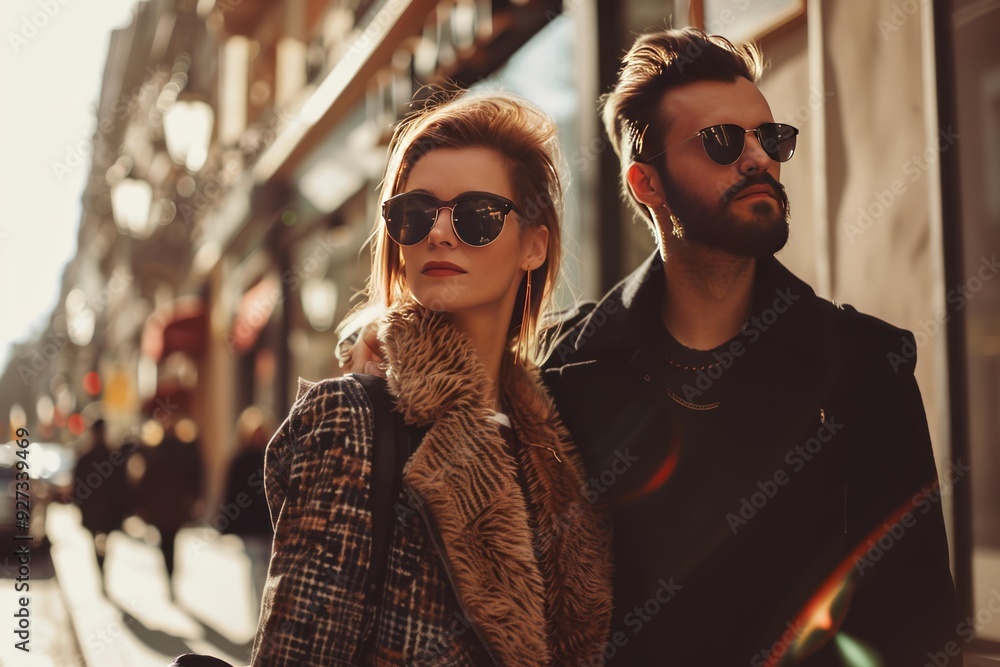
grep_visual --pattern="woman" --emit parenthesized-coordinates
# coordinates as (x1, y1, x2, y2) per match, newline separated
(251, 90, 613, 666)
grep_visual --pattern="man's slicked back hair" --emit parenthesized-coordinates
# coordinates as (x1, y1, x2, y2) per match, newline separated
(599, 27, 764, 223)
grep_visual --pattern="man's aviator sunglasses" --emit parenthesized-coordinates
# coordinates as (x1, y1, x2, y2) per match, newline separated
(641, 122, 799, 166)
(382, 191, 523, 247)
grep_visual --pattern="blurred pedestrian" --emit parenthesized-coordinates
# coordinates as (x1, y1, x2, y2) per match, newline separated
(221, 406, 273, 603)
(137, 416, 203, 596)
(73, 417, 130, 582)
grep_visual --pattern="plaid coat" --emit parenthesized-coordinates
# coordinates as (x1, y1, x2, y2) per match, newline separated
(251, 300, 614, 666)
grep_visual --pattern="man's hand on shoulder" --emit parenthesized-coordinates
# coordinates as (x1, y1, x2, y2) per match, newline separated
(338, 319, 386, 376)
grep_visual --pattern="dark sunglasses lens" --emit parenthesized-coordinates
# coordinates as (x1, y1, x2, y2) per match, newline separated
(758, 123, 798, 162)
(385, 195, 437, 245)
(453, 198, 507, 246)
(701, 124, 745, 165)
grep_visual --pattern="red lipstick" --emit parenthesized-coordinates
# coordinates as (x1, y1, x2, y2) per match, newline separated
(421, 261, 467, 277)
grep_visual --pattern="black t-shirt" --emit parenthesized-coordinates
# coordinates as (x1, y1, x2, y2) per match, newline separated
(600, 325, 746, 664)
(602, 320, 838, 665)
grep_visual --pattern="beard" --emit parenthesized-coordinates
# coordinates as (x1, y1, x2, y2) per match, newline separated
(660, 170, 791, 258)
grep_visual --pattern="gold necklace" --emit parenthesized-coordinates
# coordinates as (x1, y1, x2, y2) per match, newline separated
(666, 388, 720, 411)
(663, 356, 722, 372)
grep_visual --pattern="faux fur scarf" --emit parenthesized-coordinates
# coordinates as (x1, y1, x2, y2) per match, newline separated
(377, 298, 614, 666)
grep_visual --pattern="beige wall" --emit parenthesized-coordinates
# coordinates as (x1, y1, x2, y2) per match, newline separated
(759, 0, 954, 543)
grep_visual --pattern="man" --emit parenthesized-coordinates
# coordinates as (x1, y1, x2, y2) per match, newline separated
(541, 28, 960, 665)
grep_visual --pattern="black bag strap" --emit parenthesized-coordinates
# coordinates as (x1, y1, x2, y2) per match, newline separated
(169, 655, 234, 667)
(351, 373, 411, 659)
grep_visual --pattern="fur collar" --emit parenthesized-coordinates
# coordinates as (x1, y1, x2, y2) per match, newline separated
(379, 298, 614, 666)
(379, 299, 495, 426)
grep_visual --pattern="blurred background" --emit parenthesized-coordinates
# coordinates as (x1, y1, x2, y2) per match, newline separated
(0, 0, 997, 665)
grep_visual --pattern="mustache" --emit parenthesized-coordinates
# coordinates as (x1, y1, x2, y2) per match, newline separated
(720, 172, 787, 204)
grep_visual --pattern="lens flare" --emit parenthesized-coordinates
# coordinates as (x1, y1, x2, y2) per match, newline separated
(611, 433, 681, 506)
(761, 478, 937, 666)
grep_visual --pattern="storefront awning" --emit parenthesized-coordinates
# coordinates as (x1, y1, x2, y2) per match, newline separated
(229, 275, 280, 353)
(141, 296, 206, 362)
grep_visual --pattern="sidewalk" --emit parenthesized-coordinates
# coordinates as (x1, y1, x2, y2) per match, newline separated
(48, 503, 266, 667)
(0, 548, 81, 667)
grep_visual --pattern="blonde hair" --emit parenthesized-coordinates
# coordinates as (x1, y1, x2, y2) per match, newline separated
(341, 89, 564, 369)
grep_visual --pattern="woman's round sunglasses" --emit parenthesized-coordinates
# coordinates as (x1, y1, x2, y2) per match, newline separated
(642, 122, 799, 166)
(382, 190, 522, 247)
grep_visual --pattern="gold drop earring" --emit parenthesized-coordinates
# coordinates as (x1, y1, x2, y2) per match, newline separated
(515, 268, 532, 366)
(669, 214, 684, 239)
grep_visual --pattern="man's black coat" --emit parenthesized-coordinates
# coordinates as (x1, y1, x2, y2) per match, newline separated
(543, 251, 961, 665)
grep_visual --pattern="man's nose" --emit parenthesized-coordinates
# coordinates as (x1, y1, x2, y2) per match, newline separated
(738, 131, 773, 175)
